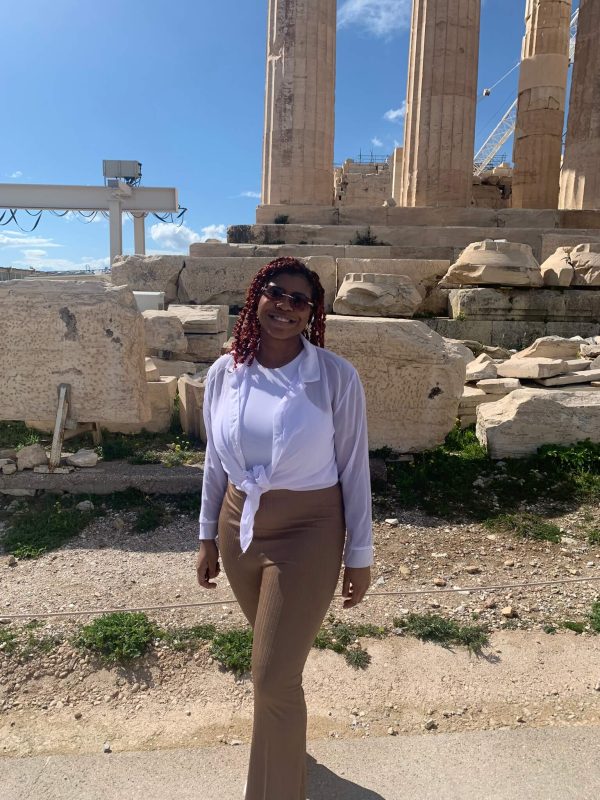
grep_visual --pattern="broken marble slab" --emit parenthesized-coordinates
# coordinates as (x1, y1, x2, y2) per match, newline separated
(497, 358, 568, 380)
(534, 369, 600, 387)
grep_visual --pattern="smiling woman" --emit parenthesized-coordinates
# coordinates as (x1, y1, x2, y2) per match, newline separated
(196, 256, 373, 800)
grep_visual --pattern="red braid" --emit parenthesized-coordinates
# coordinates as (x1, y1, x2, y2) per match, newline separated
(231, 257, 326, 367)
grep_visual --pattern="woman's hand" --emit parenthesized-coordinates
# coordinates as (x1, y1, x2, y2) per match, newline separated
(196, 540, 221, 589)
(341, 566, 371, 609)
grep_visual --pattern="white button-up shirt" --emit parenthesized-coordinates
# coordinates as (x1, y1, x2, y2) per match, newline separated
(198, 336, 373, 568)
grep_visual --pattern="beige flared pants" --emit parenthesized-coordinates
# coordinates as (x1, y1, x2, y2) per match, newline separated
(218, 481, 345, 800)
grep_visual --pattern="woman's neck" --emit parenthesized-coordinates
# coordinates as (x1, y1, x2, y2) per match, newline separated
(256, 335, 303, 368)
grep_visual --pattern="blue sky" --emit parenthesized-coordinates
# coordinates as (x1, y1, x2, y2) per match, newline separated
(0, 0, 576, 271)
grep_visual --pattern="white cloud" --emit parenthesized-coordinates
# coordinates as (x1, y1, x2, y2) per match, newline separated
(10, 170, 23, 179)
(371, 137, 383, 148)
(200, 224, 227, 242)
(8, 253, 111, 272)
(22, 249, 47, 259)
(384, 101, 407, 122)
(338, 0, 411, 38)
(0, 231, 62, 248)
(239, 190, 261, 199)
(149, 221, 227, 251)
(150, 221, 202, 251)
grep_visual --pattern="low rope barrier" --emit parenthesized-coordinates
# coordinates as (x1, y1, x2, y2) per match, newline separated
(1, 575, 598, 621)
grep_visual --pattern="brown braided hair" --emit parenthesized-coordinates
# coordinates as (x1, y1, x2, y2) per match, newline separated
(231, 257, 326, 367)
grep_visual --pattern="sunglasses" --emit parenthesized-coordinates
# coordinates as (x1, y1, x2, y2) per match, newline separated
(261, 283, 315, 312)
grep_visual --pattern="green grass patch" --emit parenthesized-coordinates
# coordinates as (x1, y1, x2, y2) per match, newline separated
(588, 528, 600, 546)
(0, 421, 40, 449)
(74, 612, 158, 663)
(344, 647, 371, 670)
(210, 628, 253, 676)
(484, 513, 562, 543)
(0, 626, 18, 654)
(589, 600, 600, 633)
(394, 613, 489, 655)
(1, 496, 96, 558)
(0, 624, 62, 659)
(381, 427, 600, 521)
(133, 503, 167, 533)
(562, 620, 585, 634)
(159, 624, 217, 652)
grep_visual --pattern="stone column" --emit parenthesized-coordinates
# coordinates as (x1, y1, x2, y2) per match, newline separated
(261, 0, 336, 207)
(512, 0, 571, 209)
(559, 0, 600, 210)
(400, 0, 481, 208)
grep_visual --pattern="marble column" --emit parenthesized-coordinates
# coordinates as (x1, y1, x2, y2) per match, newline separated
(400, 0, 481, 208)
(559, 0, 600, 210)
(261, 0, 336, 207)
(512, 0, 571, 209)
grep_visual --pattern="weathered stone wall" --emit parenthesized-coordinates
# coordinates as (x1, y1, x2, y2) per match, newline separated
(0, 280, 150, 424)
(325, 316, 465, 452)
(334, 160, 392, 207)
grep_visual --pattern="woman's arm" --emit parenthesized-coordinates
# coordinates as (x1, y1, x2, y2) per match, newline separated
(332, 369, 373, 569)
(198, 372, 228, 541)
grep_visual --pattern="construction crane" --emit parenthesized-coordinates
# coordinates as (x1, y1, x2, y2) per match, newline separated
(473, 8, 579, 176)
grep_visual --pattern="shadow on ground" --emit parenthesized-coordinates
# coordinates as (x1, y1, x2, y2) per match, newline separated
(307, 753, 385, 799)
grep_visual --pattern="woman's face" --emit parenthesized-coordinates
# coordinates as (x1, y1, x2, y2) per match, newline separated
(256, 271, 314, 342)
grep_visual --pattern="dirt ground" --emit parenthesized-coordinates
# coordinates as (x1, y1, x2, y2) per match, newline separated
(1, 499, 599, 757)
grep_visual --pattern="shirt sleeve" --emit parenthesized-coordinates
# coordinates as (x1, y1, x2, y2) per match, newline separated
(333, 369, 373, 568)
(198, 371, 228, 541)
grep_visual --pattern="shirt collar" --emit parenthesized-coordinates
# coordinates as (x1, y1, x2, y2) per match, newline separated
(227, 336, 321, 386)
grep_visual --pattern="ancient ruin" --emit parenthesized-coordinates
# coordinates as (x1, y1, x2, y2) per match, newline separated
(1, 0, 600, 478)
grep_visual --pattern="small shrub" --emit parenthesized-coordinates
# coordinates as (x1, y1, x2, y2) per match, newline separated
(485, 513, 561, 543)
(394, 613, 489, 655)
(75, 612, 158, 662)
(0, 627, 18, 655)
(273, 214, 289, 225)
(99, 435, 138, 461)
(350, 226, 379, 246)
(543, 624, 557, 635)
(228, 225, 253, 244)
(589, 600, 600, 633)
(210, 628, 253, 675)
(344, 647, 371, 670)
(562, 620, 585, 634)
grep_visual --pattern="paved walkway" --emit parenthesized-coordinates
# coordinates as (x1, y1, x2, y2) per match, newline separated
(3, 725, 600, 800)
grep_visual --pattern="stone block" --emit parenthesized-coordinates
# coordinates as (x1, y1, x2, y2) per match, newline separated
(476, 389, 600, 459)
(459, 386, 499, 409)
(142, 311, 186, 352)
(443, 339, 476, 366)
(540, 232, 600, 262)
(333, 273, 422, 318)
(441, 240, 543, 288)
(181, 332, 228, 361)
(476, 378, 521, 394)
(0, 280, 150, 425)
(497, 358, 568, 379)
(424, 318, 600, 351)
(570, 244, 600, 287)
(324, 316, 466, 452)
(104, 376, 176, 435)
(16, 444, 48, 471)
(167, 304, 229, 333)
(145, 358, 160, 381)
(178, 373, 209, 443)
(151, 359, 201, 378)
(65, 449, 99, 468)
(465, 353, 497, 382)
(514, 336, 582, 360)
(448, 287, 600, 322)
(534, 369, 600, 387)
(178, 256, 337, 312)
(336, 258, 450, 315)
(540, 247, 574, 287)
(111, 255, 185, 304)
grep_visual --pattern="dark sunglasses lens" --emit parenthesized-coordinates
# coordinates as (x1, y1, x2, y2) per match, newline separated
(264, 285, 284, 301)
(290, 296, 310, 311)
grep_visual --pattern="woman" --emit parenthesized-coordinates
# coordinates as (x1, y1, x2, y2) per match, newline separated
(196, 257, 373, 800)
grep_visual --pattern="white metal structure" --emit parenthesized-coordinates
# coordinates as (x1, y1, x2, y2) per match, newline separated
(473, 8, 580, 176)
(0, 182, 178, 263)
